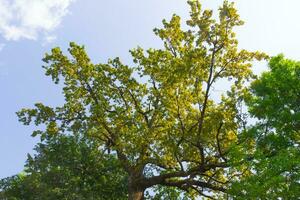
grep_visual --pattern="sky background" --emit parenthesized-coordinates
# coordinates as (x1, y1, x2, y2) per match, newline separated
(1, 0, 300, 179)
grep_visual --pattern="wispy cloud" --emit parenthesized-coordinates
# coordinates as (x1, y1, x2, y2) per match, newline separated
(0, 0, 74, 41)
(42, 35, 57, 46)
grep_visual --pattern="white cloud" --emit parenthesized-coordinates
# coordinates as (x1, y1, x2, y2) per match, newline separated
(45, 35, 57, 43)
(0, 0, 74, 41)
(42, 35, 57, 46)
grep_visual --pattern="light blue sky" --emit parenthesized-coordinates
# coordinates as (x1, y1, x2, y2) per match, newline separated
(1, 0, 300, 179)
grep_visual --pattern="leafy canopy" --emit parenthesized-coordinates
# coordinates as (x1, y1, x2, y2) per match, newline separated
(16, 0, 267, 199)
(0, 135, 128, 200)
(230, 55, 300, 199)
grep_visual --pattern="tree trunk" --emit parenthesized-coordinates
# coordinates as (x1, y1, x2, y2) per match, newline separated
(128, 174, 145, 200)
(128, 188, 144, 200)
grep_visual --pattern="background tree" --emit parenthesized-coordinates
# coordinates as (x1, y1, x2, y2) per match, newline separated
(230, 55, 300, 199)
(0, 135, 128, 200)
(16, 0, 266, 199)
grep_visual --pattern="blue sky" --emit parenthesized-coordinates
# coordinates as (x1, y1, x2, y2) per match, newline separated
(1, 0, 300, 179)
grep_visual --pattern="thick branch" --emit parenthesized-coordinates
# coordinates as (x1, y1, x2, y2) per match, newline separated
(144, 162, 228, 188)
(161, 179, 226, 193)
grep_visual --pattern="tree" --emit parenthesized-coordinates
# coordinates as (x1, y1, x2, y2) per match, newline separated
(0, 135, 128, 200)
(230, 55, 300, 199)
(16, 1, 266, 199)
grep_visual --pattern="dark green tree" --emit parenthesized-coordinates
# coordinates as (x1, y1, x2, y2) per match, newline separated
(0, 135, 128, 200)
(230, 55, 300, 199)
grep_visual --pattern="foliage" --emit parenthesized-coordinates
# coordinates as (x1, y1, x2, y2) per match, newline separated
(0, 135, 128, 200)
(230, 55, 300, 199)
(15, 0, 267, 199)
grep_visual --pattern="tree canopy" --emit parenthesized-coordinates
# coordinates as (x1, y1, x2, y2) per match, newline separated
(230, 55, 300, 199)
(14, 0, 269, 199)
(0, 135, 128, 200)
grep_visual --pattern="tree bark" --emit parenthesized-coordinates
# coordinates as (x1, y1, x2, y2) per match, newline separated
(128, 174, 145, 200)
(128, 188, 144, 200)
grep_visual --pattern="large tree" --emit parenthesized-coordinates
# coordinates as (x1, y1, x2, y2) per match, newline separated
(17, 1, 266, 199)
(0, 135, 128, 200)
(230, 55, 300, 199)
